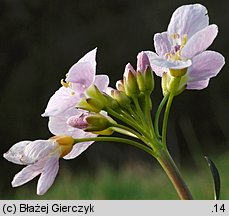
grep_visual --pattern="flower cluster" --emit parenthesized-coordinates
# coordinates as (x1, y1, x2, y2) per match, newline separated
(3, 4, 225, 198)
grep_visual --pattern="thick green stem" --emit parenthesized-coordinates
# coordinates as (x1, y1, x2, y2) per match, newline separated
(156, 148, 193, 200)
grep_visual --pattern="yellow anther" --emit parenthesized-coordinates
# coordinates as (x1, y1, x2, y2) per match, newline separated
(71, 91, 75, 95)
(182, 34, 187, 46)
(61, 79, 69, 88)
(170, 33, 180, 39)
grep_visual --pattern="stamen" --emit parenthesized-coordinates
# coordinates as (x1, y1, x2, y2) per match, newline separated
(61, 79, 72, 88)
(61, 79, 69, 88)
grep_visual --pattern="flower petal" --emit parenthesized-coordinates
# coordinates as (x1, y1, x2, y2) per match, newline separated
(78, 48, 97, 73)
(23, 140, 58, 164)
(144, 51, 165, 76)
(181, 24, 218, 58)
(154, 32, 172, 56)
(11, 159, 45, 187)
(3, 141, 31, 165)
(186, 79, 210, 90)
(147, 56, 192, 72)
(66, 62, 95, 88)
(94, 75, 110, 92)
(168, 4, 209, 37)
(66, 48, 97, 86)
(42, 86, 81, 117)
(37, 154, 59, 195)
(63, 141, 94, 160)
(187, 51, 225, 89)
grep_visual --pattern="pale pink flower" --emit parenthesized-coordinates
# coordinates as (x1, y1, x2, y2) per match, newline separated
(42, 48, 110, 159)
(3, 136, 74, 195)
(146, 4, 225, 90)
(42, 48, 109, 117)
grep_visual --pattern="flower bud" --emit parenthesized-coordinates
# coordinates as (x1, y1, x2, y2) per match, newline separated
(137, 51, 150, 73)
(116, 80, 125, 92)
(67, 113, 116, 135)
(77, 98, 104, 112)
(112, 90, 131, 109)
(86, 84, 107, 104)
(67, 113, 88, 129)
(123, 64, 139, 97)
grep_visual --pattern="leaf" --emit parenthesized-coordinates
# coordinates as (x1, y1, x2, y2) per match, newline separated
(205, 156, 221, 200)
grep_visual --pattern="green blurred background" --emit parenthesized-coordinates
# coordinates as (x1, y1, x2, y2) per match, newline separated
(0, 0, 228, 199)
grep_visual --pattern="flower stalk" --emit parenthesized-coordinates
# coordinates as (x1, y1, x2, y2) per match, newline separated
(155, 147, 193, 200)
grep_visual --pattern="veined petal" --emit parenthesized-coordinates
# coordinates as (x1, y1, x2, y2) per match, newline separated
(187, 51, 225, 89)
(23, 140, 58, 164)
(181, 24, 218, 58)
(63, 141, 94, 160)
(42, 86, 81, 117)
(66, 62, 95, 88)
(37, 154, 59, 195)
(11, 159, 46, 187)
(168, 4, 209, 37)
(66, 48, 97, 85)
(147, 56, 192, 72)
(78, 48, 97, 74)
(187, 79, 210, 90)
(94, 75, 110, 92)
(3, 141, 31, 165)
(144, 51, 165, 76)
(154, 32, 172, 56)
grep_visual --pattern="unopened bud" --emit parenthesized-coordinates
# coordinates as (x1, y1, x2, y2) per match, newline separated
(112, 90, 131, 109)
(85, 114, 116, 133)
(116, 80, 125, 92)
(67, 113, 88, 129)
(77, 98, 104, 112)
(86, 85, 107, 104)
(137, 51, 150, 72)
(123, 66, 139, 97)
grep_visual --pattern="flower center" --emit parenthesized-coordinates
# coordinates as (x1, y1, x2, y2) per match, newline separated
(165, 33, 187, 61)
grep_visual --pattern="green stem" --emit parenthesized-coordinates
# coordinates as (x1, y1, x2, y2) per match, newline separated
(105, 107, 148, 138)
(74, 136, 153, 155)
(156, 148, 193, 200)
(144, 92, 156, 138)
(161, 77, 181, 146)
(112, 123, 150, 144)
(132, 96, 146, 123)
(154, 93, 169, 138)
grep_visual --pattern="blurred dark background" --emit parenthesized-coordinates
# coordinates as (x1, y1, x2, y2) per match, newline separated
(0, 0, 228, 199)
